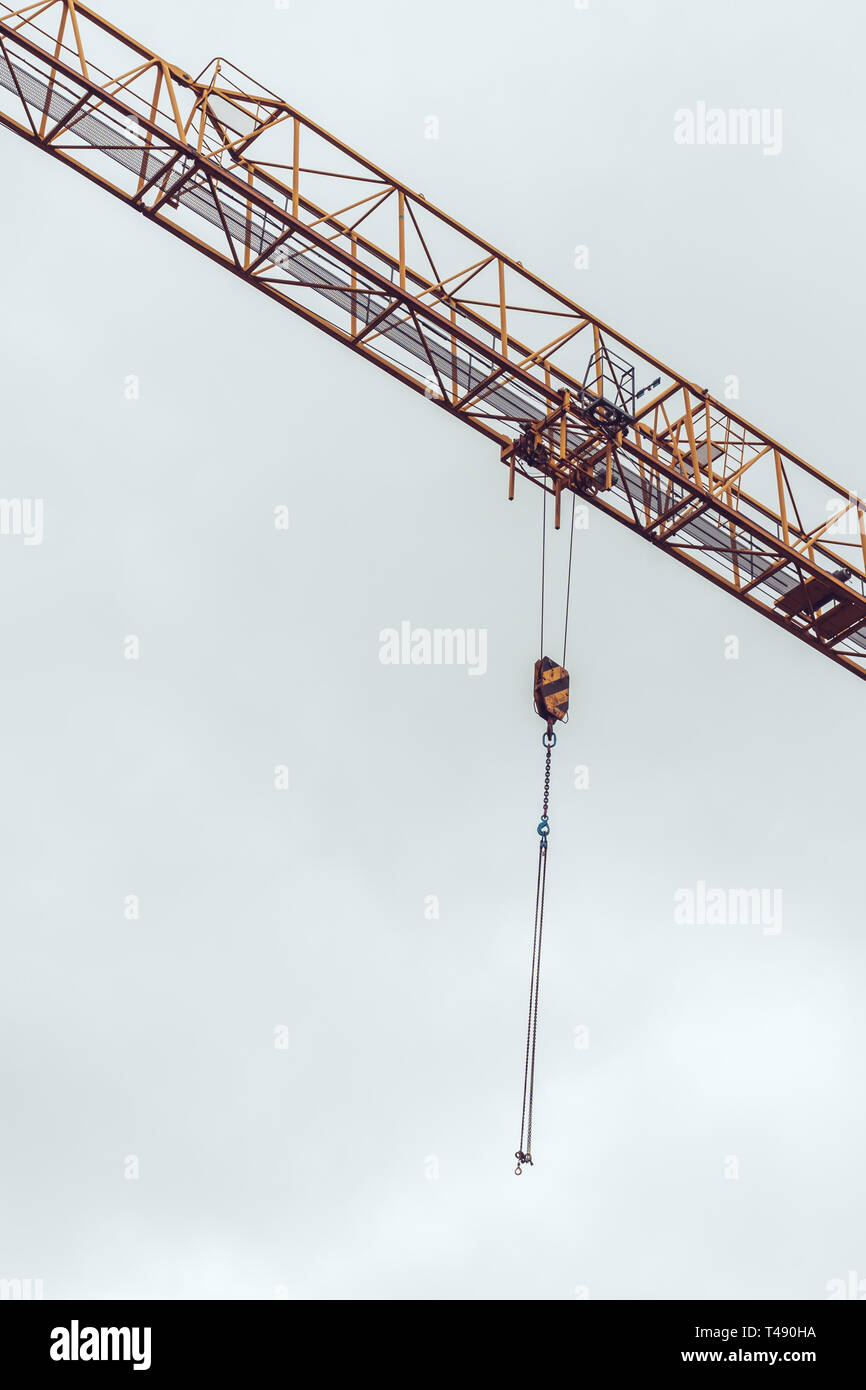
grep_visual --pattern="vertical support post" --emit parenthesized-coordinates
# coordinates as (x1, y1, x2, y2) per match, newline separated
(774, 450, 789, 547)
(450, 303, 458, 405)
(726, 486, 741, 588)
(136, 64, 163, 194)
(162, 63, 186, 142)
(66, 0, 90, 80)
(704, 398, 714, 491)
(504, 443, 515, 502)
(243, 164, 254, 270)
(292, 117, 299, 220)
(560, 390, 570, 463)
(498, 259, 507, 359)
(592, 324, 603, 398)
(350, 232, 358, 337)
(40, 4, 70, 142)
(683, 393, 701, 488)
(398, 190, 406, 292)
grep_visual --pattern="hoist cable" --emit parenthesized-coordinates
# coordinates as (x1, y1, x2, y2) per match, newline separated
(516, 842, 545, 1167)
(540, 469, 548, 661)
(515, 729, 554, 1176)
(516, 466, 573, 1175)
(541, 475, 576, 670)
(562, 490, 576, 669)
(526, 840, 548, 1157)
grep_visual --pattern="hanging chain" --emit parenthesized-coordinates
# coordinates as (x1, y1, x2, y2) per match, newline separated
(515, 722, 555, 1175)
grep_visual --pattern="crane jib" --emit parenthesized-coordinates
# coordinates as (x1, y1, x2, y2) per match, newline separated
(0, 2, 865, 679)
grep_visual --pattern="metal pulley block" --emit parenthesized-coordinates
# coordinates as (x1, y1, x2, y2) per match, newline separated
(533, 656, 569, 724)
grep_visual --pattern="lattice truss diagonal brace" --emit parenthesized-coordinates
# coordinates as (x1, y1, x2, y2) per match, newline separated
(2, 0, 866, 680)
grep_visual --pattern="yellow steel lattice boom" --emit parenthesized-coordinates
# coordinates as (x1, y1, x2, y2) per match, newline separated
(1, 1, 865, 679)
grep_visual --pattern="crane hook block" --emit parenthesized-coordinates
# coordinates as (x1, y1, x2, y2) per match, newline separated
(533, 657, 569, 724)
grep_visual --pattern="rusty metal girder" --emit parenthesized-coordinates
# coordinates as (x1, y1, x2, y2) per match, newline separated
(1, 1, 866, 680)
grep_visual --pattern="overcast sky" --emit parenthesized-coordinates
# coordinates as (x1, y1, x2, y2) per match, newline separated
(1, 0, 864, 1300)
